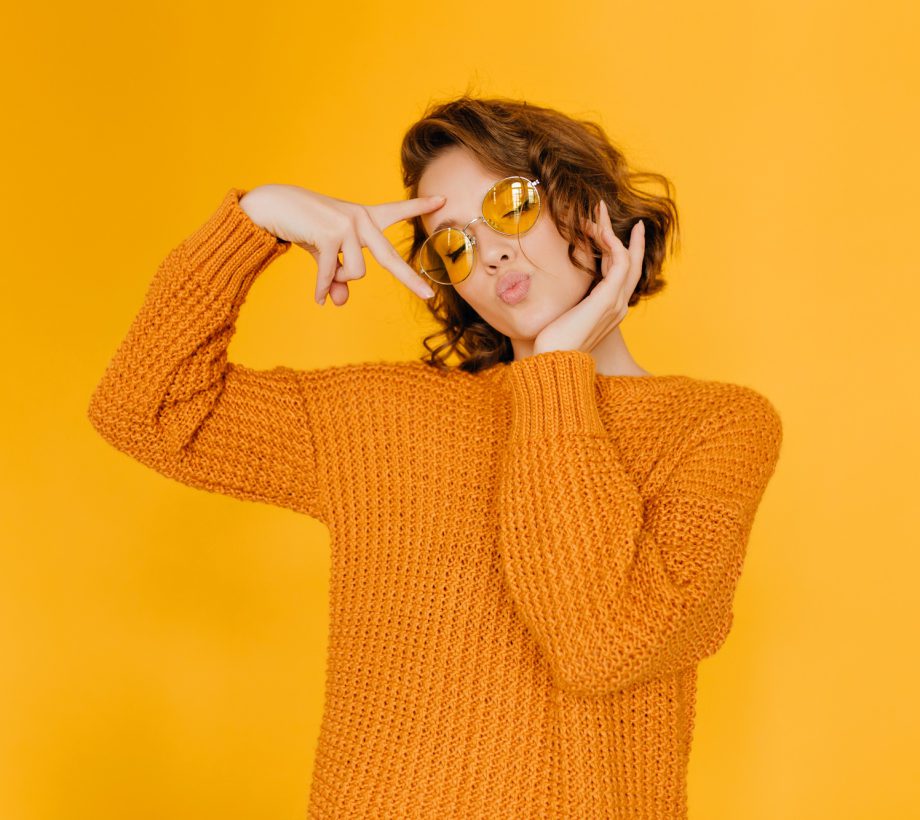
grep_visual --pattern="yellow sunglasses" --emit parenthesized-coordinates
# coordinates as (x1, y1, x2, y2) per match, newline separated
(418, 175, 542, 286)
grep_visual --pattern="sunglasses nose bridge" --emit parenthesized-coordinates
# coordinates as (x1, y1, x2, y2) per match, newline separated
(463, 215, 486, 235)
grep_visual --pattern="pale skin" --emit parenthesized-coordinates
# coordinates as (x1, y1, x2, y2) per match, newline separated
(240, 148, 651, 376)
(238, 183, 443, 303)
(416, 146, 652, 377)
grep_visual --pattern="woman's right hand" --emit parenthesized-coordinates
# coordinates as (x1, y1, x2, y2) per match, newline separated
(238, 183, 443, 306)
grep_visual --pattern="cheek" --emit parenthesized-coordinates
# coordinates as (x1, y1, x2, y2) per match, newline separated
(529, 219, 588, 269)
(528, 225, 596, 289)
(453, 281, 494, 321)
(454, 279, 477, 304)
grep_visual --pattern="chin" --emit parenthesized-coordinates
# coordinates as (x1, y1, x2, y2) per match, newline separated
(484, 302, 559, 340)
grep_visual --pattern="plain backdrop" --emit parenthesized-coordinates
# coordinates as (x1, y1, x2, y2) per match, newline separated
(1, 1, 918, 818)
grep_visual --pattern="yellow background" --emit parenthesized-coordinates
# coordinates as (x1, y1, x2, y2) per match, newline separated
(3, 0, 918, 817)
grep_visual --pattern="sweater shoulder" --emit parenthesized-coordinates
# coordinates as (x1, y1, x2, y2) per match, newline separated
(671, 377, 784, 469)
(641, 374, 779, 420)
(693, 378, 783, 437)
(603, 375, 781, 437)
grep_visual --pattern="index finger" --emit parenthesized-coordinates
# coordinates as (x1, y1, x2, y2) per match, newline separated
(366, 195, 446, 231)
(354, 208, 437, 299)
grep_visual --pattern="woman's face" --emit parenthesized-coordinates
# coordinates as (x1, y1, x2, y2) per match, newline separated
(416, 145, 596, 344)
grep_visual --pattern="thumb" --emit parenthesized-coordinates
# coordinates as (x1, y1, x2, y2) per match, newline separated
(367, 195, 446, 231)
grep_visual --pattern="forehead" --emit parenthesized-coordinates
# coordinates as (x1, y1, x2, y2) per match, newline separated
(417, 147, 505, 233)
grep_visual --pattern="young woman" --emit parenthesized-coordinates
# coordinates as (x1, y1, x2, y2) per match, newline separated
(88, 95, 783, 819)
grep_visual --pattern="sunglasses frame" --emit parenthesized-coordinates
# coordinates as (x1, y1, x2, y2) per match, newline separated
(418, 175, 542, 286)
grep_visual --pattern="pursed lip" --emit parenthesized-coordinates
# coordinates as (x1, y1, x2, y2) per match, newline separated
(496, 271, 531, 297)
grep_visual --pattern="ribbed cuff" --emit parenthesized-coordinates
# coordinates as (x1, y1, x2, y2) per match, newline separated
(182, 188, 291, 301)
(503, 350, 606, 439)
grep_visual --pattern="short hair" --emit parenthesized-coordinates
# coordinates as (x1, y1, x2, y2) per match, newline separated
(400, 93, 680, 374)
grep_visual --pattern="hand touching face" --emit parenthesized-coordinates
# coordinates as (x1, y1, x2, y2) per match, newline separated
(532, 199, 646, 356)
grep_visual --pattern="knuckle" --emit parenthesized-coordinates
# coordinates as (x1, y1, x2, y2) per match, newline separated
(355, 207, 377, 237)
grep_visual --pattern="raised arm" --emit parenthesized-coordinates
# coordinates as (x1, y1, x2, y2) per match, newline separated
(87, 188, 327, 523)
(495, 350, 783, 696)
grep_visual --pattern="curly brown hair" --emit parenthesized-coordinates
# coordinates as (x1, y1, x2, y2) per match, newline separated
(399, 94, 681, 374)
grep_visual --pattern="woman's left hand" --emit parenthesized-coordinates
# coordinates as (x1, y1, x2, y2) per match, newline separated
(532, 200, 646, 356)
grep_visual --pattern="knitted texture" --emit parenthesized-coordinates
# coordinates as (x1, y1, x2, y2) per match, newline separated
(87, 188, 784, 819)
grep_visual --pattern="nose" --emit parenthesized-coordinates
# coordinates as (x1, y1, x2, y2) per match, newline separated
(470, 223, 518, 275)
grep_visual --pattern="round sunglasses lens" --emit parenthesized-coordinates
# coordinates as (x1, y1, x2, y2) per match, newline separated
(419, 227, 473, 285)
(483, 177, 540, 235)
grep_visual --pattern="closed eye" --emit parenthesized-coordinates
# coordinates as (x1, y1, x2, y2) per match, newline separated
(503, 200, 533, 219)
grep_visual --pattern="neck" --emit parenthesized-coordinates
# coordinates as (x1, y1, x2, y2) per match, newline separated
(511, 325, 651, 377)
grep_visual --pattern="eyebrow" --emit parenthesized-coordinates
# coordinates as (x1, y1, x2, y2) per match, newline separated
(433, 218, 460, 232)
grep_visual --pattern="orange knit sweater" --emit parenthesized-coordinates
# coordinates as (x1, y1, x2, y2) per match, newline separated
(87, 188, 784, 819)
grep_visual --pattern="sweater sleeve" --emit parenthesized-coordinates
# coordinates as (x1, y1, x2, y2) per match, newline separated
(495, 349, 783, 696)
(87, 187, 328, 524)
